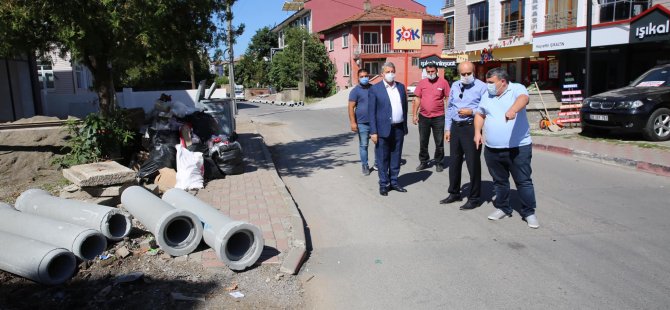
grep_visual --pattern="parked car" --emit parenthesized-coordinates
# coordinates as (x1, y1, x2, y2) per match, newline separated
(581, 64, 670, 141)
(234, 85, 245, 100)
(406, 81, 418, 97)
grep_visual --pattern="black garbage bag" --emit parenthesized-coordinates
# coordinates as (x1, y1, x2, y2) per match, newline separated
(183, 112, 222, 140)
(137, 130, 180, 179)
(203, 157, 225, 180)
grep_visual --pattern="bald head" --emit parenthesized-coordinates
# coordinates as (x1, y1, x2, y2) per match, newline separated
(458, 61, 475, 74)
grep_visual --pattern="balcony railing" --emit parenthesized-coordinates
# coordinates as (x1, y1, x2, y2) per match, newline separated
(501, 19, 524, 38)
(545, 11, 577, 31)
(354, 43, 419, 55)
(468, 26, 489, 42)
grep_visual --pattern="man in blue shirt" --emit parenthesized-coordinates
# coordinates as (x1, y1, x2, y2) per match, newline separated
(440, 61, 487, 210)
(474, 67, 539, 229)
(348, 68, 376, 175)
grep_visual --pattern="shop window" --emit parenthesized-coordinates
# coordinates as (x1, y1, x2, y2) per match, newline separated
(37, 61, 54, 90)
(545, 0, 578, 30)
(599, 0, 650, 23)
(468, 1, 489, 42)
(501, 0, 524, 38)
(445, 14, 455, 49)
(342, 33, 349, 48)
(422, 32, 435, 45)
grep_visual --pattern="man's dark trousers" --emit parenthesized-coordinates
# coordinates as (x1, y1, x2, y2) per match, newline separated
(447, 121, 481, 201)
(376, 124, 405, 188)
(484, 144, 536, 217)
(418, 114, 445, 165)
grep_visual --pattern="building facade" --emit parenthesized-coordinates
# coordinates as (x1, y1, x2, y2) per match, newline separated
(0, 55, 42, 122)
(441, 0, 670, 95)
(320, 4, 446, 90)
(36, 51, 94, 95)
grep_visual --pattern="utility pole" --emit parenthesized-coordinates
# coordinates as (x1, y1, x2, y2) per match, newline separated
(301, 39, 306, 102)
(227, 2, 237, 115)
(189, 60, 196, 89)
(585, 0, 593, 97)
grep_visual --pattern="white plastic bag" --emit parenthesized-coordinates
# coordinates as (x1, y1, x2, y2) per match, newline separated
(175, 144, 204, 190)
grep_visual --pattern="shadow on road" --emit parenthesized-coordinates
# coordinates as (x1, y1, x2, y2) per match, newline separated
(268, 132, 356, 178)
(398, 170, 433, 187)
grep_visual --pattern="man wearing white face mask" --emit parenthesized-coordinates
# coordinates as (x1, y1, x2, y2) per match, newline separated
(474, 67, 539, 229)
(412, 63, 450, 173)
(369, 62, 409, 196)
(440, 61, 487, 210)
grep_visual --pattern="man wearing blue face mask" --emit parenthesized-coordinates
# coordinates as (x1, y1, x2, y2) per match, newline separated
(369, 62, 409, 196)
(474, 67, 539, 229)
(348, 68, 377, 175)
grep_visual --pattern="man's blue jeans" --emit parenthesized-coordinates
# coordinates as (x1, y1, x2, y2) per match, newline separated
(484, 144, 537, 218)
(357, 123, 373, 168)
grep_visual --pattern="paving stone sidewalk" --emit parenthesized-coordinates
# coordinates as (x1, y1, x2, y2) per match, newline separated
(186, 116, 306, 273)
(532, 133, 670, 177)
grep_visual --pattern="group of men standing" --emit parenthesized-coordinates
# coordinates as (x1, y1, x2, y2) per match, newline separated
(348, 61, 540, 229)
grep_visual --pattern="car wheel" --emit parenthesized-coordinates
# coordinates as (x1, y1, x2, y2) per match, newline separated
(643, 107, 670, 141)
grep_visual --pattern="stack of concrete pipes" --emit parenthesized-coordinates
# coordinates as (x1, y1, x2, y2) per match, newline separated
(0, 189, 133, 285)
(121, 186, 264, 270)
(249, 98, 305, 107)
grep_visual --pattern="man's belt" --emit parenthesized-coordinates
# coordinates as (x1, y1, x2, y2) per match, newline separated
(453, 119, 473, 126)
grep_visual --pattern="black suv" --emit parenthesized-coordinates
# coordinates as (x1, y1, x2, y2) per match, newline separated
(581, 64, 670, 141)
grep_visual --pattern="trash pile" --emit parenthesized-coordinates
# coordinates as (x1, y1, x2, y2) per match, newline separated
(134, 94, 244, 191)
(0, 185, 264, 285)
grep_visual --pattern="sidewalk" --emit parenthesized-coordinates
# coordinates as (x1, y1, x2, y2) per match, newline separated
(532, 129, 670, 177)
(187, 115, 306, 274)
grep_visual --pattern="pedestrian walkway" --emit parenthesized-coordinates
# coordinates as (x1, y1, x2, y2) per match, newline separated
(532, 131, 670, 177)
(186, 115, 306, 273)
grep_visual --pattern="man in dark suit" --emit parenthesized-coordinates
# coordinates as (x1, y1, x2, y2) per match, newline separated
(369, 62, 409, 196)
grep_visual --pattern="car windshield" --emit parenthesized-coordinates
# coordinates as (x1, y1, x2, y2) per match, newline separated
(631, 67, 670, 87)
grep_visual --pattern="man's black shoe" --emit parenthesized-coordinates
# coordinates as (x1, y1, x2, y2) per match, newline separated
(380, 187, 389, 196)
(439, 194, 462, 204)
(459, 200, 483, 210)
(416, 162, 428, 171)
(435, 163, 443, 172)
(390, 185, 407, 192)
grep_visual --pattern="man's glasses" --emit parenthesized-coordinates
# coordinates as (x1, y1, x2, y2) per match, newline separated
(459, 85, 465, 99)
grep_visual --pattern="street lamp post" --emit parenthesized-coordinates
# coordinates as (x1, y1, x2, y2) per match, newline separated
(301, 39, 306, 102)
(585, 0, 593, 98)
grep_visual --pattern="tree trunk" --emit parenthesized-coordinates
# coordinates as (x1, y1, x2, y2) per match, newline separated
(85, 55, 115, 117)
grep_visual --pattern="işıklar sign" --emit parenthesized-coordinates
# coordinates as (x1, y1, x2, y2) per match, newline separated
(419, 55, 456, 68)
(629, 5, 670, 43)
(392, 18, 422, 50)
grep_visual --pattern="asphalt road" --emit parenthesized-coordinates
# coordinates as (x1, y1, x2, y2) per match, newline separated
(240, 101, 670, 309)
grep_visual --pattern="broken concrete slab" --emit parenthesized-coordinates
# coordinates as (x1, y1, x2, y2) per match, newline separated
(63, 161, 136, 187)
(115, 246, 131, 258)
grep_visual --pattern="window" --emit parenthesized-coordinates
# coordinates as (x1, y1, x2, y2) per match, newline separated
(545, 0, 578, 30)
(328, 39, 334, 51)
(278, 31, 285, 48)
(343, 62, 351, 76)
(501, 0, 524, 38)
(363, 32, 379, 44)
(37, 61, 54, 90)
(74, 63, 92, 90)
(468, 1, 489, 42)
(445, 0, 454, 8)
(599, 0, 650, 23)
(364, 61, 383, 75)
(445, 14, 455, 49)
(422, 32, 435, 45)
(342, 33, 349, 48)
(411, 57, 419, 67)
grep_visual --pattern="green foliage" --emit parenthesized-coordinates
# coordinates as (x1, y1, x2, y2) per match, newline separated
(55, 110, 134, 168)
(236, 26, 277, 88)
(269, 27, 335, 97)
(215, 75, 230, 86)
(0, 0, 241, 115)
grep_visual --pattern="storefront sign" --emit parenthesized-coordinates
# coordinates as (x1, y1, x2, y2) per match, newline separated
(419, 55, 456, 68)
(392, 18, 422, 50)
(630, 7, 670, 43)
(533, 26, 629, 52)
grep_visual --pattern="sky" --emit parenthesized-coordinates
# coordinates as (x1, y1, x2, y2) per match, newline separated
(228, 0, 445, 57)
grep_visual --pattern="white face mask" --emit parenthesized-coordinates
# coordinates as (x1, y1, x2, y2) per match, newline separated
(427, 73, 437, 80)
(487, 82, 499, 96)
(384, 72, 396, 83)
(460, 75, 474, 85)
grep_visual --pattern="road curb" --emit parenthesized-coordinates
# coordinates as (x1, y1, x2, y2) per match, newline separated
(248, 120, 307, 275)
(533, 143, 670, 177)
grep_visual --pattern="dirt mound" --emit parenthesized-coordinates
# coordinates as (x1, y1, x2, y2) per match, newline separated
(10, 115, 68, 124)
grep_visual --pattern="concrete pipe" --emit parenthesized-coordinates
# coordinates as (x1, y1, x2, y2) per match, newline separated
(15, 189, 131, 240)
(162, 188, 264, 270)
(0, 230, 76, 285)
(121, 186, 203, 256)
(0, 203, 106, 261)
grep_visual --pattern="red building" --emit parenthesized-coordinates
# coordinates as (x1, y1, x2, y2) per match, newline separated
(319, 4, 445, 90)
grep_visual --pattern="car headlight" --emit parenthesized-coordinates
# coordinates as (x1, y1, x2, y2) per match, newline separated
(614, 100, 644, 109)
(582, 99, 590, 107)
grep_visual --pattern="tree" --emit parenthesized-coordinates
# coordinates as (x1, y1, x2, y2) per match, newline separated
(269, 27, 335, 97)
(0, 0, 236, 116)
(236, 26, 278, 88)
